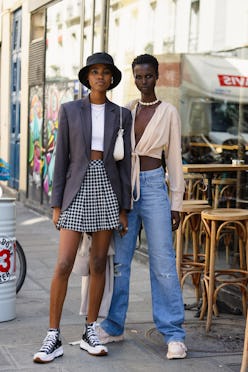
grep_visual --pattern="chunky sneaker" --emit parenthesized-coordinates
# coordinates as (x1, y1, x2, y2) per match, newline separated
(33, 329, 63, 363)
(80, 322, 108, 356)
(166, 341, 187, 360)
(95, 323, 124, 344)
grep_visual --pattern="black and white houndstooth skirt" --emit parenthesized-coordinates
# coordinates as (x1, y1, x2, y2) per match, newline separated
(57, 160, 120, 232)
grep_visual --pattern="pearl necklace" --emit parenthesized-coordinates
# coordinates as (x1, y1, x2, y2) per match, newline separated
(138, 99, 159, 106)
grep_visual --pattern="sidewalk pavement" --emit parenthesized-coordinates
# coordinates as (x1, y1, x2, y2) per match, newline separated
(0, 199, 246, 372)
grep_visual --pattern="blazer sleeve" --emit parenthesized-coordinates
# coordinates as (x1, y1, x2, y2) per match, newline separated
(117, 107, 132, 210)
(51, 104, 70, 208)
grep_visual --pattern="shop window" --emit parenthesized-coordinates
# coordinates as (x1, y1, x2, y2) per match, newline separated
(30, 9, 45, 42)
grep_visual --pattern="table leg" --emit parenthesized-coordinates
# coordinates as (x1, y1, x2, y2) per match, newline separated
(206, 173, 213, 206)
(176, 214, 183, 282)
(246, 220, 248, 271)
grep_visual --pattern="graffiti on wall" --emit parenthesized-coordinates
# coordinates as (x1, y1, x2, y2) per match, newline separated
(28, 82, 74, 204)
(43, 82, 74, 204)
(28, 86, 43, 201)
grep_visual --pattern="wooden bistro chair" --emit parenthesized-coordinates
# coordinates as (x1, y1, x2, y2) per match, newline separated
(176, 200, 211, 303)
(211, 178, 237, 209)
(184, 173, 207, 201)
(200, 208, 248, 332)
(181, 174, 207, 254)
(210, 178, 238, 264)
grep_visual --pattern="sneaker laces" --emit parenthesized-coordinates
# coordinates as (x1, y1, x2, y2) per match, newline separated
(39, 331, 59, 353)
(169, 341, 187, 351)
(86, 323, 101, 346)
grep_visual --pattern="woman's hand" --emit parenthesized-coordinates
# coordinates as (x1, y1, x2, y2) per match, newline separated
(118, 209, 128, 237)
(171, 210, 180, 231)
(53, 207, 61, 229)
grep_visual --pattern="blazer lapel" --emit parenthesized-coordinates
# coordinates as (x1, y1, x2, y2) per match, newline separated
(80, 96, 92, 160)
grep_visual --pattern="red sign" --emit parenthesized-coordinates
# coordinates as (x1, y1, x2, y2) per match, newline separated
(0, 238, 15, 283)
(0, 249, 11, 272)
(218, 74, 248, 87)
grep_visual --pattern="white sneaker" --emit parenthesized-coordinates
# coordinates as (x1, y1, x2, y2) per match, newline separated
(33, 329, 63, 363)
(166, 341, 187, 360)
(80, 322, 108, 356)
(95, 324, 124, 344)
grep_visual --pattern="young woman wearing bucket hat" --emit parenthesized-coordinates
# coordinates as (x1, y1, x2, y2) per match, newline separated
(33, 52, 132, 362)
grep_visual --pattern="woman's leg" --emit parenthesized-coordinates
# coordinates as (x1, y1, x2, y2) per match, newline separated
(50, 229, 82, 328)
(139, 168, 185, 344)
(87, 229, 113, 323)
(100, 207, 141, 336)
(80, 230, 112, 356)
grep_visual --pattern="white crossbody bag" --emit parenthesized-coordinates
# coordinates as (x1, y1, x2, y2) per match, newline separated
(113, 107, 124, 161)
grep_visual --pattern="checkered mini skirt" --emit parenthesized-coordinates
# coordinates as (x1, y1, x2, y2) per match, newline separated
(57, 160, 120, 232)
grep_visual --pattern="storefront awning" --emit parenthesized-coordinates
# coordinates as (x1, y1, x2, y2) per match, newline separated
(181, 54, 248, 103)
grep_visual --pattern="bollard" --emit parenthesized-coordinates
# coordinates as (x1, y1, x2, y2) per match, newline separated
(0, 197, 16, 322)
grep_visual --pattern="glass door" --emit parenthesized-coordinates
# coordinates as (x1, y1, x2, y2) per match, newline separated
(9, 8, 22, 189)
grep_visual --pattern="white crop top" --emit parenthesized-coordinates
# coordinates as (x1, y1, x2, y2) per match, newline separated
(91, 103, 105, 151)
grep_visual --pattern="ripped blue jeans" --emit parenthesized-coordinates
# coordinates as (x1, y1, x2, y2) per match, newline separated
(101, 167, 186, 344)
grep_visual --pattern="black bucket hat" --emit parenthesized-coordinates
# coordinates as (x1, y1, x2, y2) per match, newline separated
(78, 52, 122, 90)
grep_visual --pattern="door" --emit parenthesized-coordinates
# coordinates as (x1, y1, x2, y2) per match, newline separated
(9, 8, 22, 189)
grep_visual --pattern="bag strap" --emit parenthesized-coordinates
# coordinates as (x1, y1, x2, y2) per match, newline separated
(120, 107, 123, 130)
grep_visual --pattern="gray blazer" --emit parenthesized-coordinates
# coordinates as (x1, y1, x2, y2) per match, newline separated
(51, 95, 132, 212)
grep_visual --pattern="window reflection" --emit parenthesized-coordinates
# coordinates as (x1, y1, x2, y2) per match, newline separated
(180, 53, 248, 170)
(46, 0, 81, 82)
(42, 0, 81, 204)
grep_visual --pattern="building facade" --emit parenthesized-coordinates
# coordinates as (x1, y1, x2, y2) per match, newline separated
(1, 0, 248, 211)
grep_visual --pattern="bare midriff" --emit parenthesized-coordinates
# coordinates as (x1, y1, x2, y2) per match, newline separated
(91, 150, 103, 160)
(139, 156, 161, 171)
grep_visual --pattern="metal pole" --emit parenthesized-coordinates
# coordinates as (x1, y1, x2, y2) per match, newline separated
(78, 0, 85, 99)
(100, 0, 107, 51)
(90, 0, 95, 53)
(105, 0, 110, 51)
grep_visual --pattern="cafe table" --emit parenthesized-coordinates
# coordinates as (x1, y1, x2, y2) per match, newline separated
(182, 163, 248, 206)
